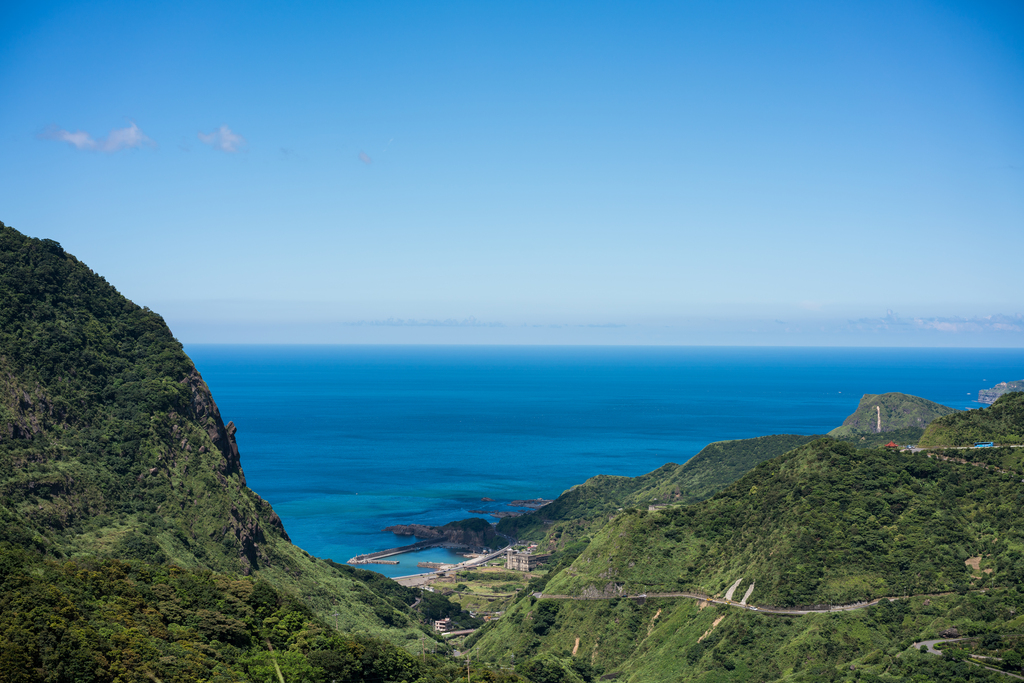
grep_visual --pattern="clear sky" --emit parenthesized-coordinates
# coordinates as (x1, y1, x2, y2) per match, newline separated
(2, 0, 1022, 345)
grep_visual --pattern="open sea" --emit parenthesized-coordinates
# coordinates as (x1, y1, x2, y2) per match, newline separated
(184, 345, 1024, 578)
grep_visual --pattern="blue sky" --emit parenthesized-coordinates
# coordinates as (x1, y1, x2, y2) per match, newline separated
(2, 0, 1022, 345)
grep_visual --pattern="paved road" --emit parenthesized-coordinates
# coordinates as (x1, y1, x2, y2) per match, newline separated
(912, 638, 1024, 680)
(533, 590, 961, 617)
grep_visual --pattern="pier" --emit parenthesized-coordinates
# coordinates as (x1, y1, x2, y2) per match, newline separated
(347, 538, 442, 565)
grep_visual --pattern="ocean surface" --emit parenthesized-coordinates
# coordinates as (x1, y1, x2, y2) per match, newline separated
(183, 345, 1024, 577)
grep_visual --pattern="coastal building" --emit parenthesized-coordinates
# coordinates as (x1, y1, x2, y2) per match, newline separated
(433, 617, 453, 633)
(505, 549, 551, 572)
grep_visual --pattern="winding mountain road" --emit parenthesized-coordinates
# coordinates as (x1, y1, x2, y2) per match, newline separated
(532, 589, 975, 617)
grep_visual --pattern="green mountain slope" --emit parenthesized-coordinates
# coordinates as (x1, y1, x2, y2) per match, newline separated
(920, 392, 1024, 447)
(543, 439, 1023, 604)
(472, 588, 1023, 682)
(0, 543, 521, 683)
(498, 434, 821, 543)
(828, 392, 956, 441)
(0, 222, 425, 641)
(469, 438, 1024, 680)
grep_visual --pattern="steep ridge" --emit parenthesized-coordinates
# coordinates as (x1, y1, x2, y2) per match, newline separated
(0, 223, 424, 639)
(497, 434, 821, 543)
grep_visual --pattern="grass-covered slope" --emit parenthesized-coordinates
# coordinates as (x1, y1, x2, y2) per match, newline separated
(498, 434, 820, 542)
(542, 438, 1024, 606)
(919, 392, 1024, 447)
(470, 438, 1024, 681)
(0, 222, 426, 639)
(470, 584, 1024, 682)
(828, 392, 956, 440)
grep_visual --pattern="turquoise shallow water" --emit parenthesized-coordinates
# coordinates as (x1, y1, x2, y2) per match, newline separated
(183, 345, 1024, 578)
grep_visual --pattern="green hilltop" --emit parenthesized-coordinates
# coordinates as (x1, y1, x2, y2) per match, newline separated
(827, 392, 956, 444)
(920, 391, 1024, 447)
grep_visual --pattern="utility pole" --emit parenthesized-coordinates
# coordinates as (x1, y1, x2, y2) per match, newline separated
(467, 656, 470, 683)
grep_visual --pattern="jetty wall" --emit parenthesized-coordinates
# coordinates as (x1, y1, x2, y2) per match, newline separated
(348, 538, 442, 564)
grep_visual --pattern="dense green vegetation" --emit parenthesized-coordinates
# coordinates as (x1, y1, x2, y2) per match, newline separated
(0, 223, 496, 652)
(0, 221, 280, 574)
(920, 392, 1024, 446)
(439, 517, 501, 548)
(471, 437, 1024, 680)
(0, 542, 528, 683)
(828, 392, 956, 439)
(470, 589, 1024, 682)
(498, 434, 821, 543)
(543, 439, 1024, 605)
(830, 426, 927, 449)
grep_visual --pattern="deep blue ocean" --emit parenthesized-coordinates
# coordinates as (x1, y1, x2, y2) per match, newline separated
(184, 345, 1024, 578)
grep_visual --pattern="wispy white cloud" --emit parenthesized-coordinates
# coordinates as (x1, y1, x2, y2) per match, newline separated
(39, 122, 155, 152)
(848, 312, 1024, 334)
(198, 125, 246, 153)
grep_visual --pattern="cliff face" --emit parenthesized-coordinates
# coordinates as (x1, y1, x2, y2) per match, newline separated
(979, 380, 1024, 405)
(384, 518, 499, 549)
(0, 223, 290, 575)
(0, 221, 431, 639)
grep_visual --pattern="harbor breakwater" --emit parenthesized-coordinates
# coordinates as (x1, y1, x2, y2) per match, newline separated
(347, 538, 442, 564)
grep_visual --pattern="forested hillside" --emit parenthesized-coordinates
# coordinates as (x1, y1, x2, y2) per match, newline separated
(920, 392, 1024, 446)
(542, 439, 1024, 604)
(0, 542, 523, 682)
(470, 438, 1024, 681)
(0, 222, 452, 648)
